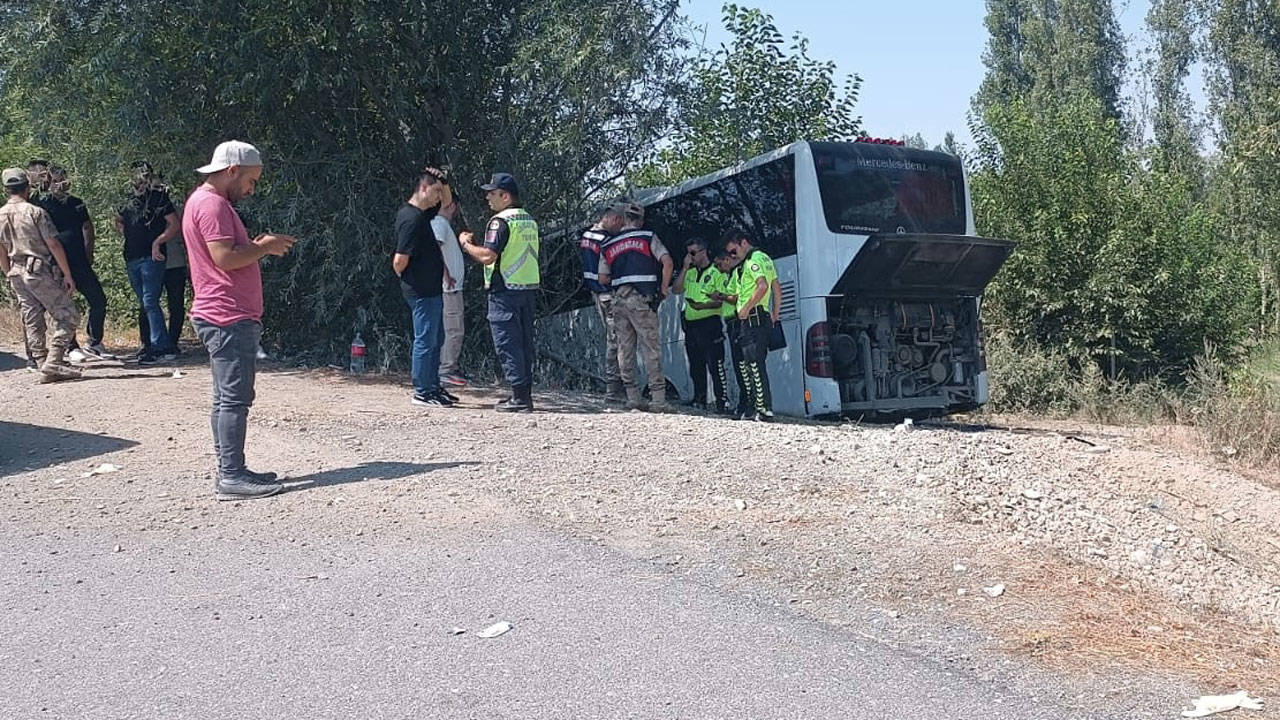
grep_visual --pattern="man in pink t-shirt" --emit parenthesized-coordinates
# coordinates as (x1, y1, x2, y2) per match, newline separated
(184, 140, 296, 501)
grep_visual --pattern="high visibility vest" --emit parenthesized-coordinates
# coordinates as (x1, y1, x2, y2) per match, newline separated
(484, 207, 540, 291)
(600, 229, 661, 297)
(736, 249, 777, 314)
(683, 265, 724, 321)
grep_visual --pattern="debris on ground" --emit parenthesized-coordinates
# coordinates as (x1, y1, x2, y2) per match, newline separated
(477, 621, 513, 638)
(983, 583, 1006, 598)
(82, 463, 121, 477)
(1181, 691, 1264, 717)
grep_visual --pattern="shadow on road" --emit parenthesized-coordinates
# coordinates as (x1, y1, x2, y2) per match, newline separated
(0, 421, 138, 475)
(283, 460, 480, 492)
(0, 350, 27, 372)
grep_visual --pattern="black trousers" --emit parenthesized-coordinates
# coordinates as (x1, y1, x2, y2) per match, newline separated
(725, 317, 748, 413)
(62, 259, 107, 350)
(139, 266, 188, 350)
(683, 316, 726, 406)
(733, 308, 773, 414)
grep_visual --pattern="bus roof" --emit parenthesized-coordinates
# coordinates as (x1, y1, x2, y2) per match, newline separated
(632, 140, 962, 210)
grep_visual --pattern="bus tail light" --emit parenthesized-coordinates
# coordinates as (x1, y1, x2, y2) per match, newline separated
(806, 322, 834, 378)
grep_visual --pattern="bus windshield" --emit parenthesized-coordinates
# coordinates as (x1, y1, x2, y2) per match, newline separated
(812, 142, 966, 236)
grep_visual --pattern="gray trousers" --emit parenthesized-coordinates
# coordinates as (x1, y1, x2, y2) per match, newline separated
(194, 318, 261, 480)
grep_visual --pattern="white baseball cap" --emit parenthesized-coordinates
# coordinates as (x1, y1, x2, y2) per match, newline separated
(195, 140, 262, 174)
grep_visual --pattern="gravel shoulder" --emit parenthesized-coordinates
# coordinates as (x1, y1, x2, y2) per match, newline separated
(2, 336, 1277, 718)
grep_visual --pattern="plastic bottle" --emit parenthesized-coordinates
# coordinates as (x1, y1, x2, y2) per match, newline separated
(350, 332, 366, 373)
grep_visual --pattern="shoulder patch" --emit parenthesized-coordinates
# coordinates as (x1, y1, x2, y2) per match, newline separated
(750, 263, 761, 272)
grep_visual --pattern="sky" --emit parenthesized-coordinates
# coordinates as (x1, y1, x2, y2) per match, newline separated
(680, 0, 1184, 149)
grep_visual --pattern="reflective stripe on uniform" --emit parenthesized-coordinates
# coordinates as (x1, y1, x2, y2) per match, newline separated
(612, 274, 658, 285)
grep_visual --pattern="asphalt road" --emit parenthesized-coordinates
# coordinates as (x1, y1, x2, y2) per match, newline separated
(1, 520, 1079, 720)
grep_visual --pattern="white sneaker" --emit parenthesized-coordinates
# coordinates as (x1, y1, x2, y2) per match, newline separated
(67, 348, 90, 364)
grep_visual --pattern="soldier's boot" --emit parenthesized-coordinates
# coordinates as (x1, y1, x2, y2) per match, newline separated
(648, 388, 669, 413)
(39, 362, 82, 383)
(40, 345, 81, 382)
(605, 380, 626, 402)
(624, 387, 646, 411)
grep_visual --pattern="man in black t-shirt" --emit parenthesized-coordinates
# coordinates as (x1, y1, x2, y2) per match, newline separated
(392, 168, 452, 408)
(37, 167, 110, 360)
(114, 162, 180, 364)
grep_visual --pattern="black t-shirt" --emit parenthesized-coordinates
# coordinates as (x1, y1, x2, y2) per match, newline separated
(117, 188, 176, 261)
(36, 193, 91, 266)
(395, 203, 443, 298)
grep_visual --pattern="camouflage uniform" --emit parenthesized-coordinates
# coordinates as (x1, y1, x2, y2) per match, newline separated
(1, 190, 82, 381)
(611, 285, 665, 408)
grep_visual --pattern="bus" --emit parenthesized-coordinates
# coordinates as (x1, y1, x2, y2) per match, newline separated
(536, 139, 1013, 419)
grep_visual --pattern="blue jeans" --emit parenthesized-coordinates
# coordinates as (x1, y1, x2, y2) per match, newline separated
(126, 257, 168, 350)
(407, 293, 443, 396)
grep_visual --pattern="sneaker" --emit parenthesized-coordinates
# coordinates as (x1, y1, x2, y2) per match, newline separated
(67, 348, 91, 364)
(160, 347, 179, 361)
(215, 475, 283, 501)
(138, 351, 165, 366)
(25, 358, 40, 373)
(411, 392, 451, 407)
(85, 343, 116, 360)
(440, 372, 468, 387)
(121, 348, 147, 364)
(245, 469, 279, 482)
(437, 388, 459, 404)
(751, 411, 773, 423)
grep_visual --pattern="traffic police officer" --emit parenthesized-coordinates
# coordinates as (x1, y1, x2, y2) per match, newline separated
(597, 202, 673, 411)
(722, 228, 780, 420)
(0, 168, 82, 383)
(460, 173, 540, 412)
(673, 238, 728, 413)
(578, 205, 626, 399)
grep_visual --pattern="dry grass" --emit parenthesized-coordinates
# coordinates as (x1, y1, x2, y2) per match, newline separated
(956, 554, 1280, 696)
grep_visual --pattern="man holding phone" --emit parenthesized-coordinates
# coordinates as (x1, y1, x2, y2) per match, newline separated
(184, 141, 297, 501)
(673, 238, 728, 413)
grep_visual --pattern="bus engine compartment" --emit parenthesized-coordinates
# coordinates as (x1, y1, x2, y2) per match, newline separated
(809, 232, 1013, 418)
(820, 296, 984, 414)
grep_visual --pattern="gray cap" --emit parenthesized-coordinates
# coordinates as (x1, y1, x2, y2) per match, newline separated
(195, 140, 262, 174)
(2, 168, 29, 188)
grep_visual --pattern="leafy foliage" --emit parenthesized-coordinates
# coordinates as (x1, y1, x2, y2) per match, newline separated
(0, 0, 686, 371)
(633, 3, 861, 187)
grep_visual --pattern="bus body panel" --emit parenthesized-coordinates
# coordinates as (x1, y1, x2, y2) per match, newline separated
(540, 140, 1012, 419)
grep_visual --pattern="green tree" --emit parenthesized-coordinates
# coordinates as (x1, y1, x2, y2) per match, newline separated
(1202, 0, 1280, 334)
(633, 3, 861, 187)
(974, 0, 1126, 121)
(0, 0, 687, 369)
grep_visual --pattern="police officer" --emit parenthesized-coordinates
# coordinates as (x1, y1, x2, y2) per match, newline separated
(598, 202, 673, 412)
(673, 238, 728, 413)
(578, 205, 626, 400)
(712, 247, 749, 417)
(0, 168, 82, 383)
(460, 173, 540, 412)
(722, 228, 780, 421)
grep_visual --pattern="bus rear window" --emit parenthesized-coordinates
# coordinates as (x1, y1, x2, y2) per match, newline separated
(813, 145, 966, 235)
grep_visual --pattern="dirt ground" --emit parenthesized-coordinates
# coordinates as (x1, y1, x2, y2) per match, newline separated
(3, 320, 1278, 718)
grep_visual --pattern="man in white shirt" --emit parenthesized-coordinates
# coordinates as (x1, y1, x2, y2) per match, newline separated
(427, 168, 467, 387)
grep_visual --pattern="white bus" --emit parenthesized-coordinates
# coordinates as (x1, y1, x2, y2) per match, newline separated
(537, 139, 1013, 419)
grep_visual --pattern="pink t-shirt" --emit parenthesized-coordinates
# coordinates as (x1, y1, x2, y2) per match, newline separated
(182, 184, 263, 325)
